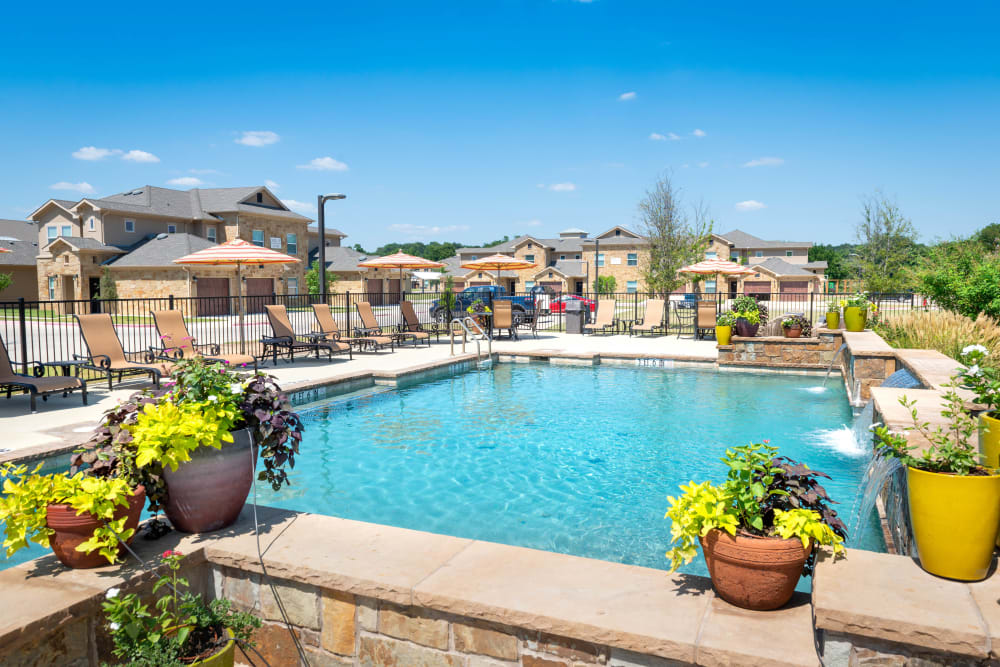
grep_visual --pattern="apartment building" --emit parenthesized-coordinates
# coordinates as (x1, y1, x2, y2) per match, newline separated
(0, 219, 40, 300)
(703, 229, 826, 296)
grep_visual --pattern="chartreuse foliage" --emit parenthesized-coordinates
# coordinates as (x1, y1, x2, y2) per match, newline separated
(664, 444, 846, 572)
(129, 400, 237, 471)
(0, 462, 134, 564)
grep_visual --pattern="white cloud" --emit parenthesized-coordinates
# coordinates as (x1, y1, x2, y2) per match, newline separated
(649, 132, 680, 141)
(50, 181, 95, 194)
(618, 91, 636, 101)
(166, 177, 203, 187)
(265, 179, 280, 190)
(282, 199, 315, 215)
(547, 182, 577, 192)
(297, 156, 349, 171)
(692, 129, 706, 137)
(735, 200, 767, 211)
(742, 156, 785, 168)
(388, 223, 470, 237)
(72, 146, 121, 161)
(122, 150, 160, 163)
(235, 131, 280, 147)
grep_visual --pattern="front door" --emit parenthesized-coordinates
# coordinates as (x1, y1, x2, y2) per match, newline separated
(574, 281, 584, 295)
(88, 277, 102, 313)
(729, 280, 738, 299)
(244, 278, 274, 314)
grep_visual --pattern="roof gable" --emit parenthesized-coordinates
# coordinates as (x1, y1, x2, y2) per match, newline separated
(596, 225, 640, 240)
(29, 199, 79, 221)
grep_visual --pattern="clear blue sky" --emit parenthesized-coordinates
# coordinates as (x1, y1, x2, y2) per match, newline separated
(1, 1, 997, 248)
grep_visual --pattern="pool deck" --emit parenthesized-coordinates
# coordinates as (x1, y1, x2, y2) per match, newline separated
(0, 331, 717, 459)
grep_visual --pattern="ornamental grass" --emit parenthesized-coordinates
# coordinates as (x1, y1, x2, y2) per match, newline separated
(874, 310, 1000, 361)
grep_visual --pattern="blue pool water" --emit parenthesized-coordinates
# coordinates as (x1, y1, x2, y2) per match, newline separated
(1, 362, 883, 575)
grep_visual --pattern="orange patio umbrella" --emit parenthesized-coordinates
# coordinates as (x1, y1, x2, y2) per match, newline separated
(356, 251, 445, 293)
(679, 258, 754, 295)
(460, 253, 537, 287)
(174, 238, 300, 353)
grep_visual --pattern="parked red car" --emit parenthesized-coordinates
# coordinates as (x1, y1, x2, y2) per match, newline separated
(549, 294, 596, 313)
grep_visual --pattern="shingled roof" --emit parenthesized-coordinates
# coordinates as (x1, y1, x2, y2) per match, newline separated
(0, 219, 38, 267)
(106, 233, 216, 268)
(717, 229, 812, 249)
(75, 185, 311, 223)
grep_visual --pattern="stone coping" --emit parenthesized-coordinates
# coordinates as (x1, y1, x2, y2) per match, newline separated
(842, 330, 895, 357)
(894, 348, 962, 391)
(0, 506, 819, 666)
(729, 335, 828, 344)
(814, 548, 997, 659)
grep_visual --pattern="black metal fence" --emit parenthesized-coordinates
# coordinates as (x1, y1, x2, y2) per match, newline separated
(0, 290, 925, 372)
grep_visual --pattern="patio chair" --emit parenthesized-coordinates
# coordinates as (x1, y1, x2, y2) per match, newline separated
(695, 301, 717, 340)
(399, 300, 434, 346)
(262, 305, 352, 365)
(151, 310, 257, 371)
(631, 299, 667, 337)
(583, 299, 616, 335)
(492, 300, 518, 340)
(0, 334, 86, 413)
(74, 314, 173, 389)
(311, 304, 381, 353)
(354, 301, 402, 350)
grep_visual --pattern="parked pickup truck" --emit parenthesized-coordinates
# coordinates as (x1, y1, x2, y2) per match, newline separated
(429, 285, 536, 324)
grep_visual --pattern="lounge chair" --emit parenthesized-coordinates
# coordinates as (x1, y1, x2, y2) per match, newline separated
(399, 300, 437, 345)
(0, 334, 86, 413)
(354, 301, 401, 350)
(262, 305, 352, 365)
(492, 300, 518, 340)
(695, 301, 717, 340)
(74, 314, 173, 389)
(151, 310, 257, 371)
(631, 299, 667, 337)
(311, 304, 378, 353)
(583, 299, 616, 335)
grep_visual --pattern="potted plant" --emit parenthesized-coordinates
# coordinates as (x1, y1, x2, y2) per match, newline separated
(781, 317, 803, 338)
(715, 311, 735, 346)
(958, 345, 1000, 467)
(83, 357, 304, 534)
(466, 298, 492, 332)
(729, 295, 767, 338)
(873, 377, 1000, 581)
(825, 301, 841, 329)
(665, 443, 846, 610)
(842, 292, 870, 332)
(0, 463, 145, 569)
(103, 550, 260, 666)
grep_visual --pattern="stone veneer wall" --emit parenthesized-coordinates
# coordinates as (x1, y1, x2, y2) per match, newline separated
(717, 331, 840, 369)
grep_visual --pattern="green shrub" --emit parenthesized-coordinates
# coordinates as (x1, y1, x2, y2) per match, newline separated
(873, 310, 1000, 361)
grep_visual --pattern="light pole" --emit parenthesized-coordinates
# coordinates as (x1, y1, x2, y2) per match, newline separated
(316, 193, 346, 299)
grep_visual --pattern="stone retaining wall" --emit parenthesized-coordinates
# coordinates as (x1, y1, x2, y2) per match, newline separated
(717, 332, 840, 369)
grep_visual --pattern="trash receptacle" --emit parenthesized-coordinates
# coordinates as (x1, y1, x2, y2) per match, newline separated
(565, 299, 585, 334)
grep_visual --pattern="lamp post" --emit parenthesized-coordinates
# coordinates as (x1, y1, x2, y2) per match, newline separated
(316, 193, 347, 299)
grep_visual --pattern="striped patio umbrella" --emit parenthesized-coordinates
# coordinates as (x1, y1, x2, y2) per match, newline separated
(679, 258, 754, 295)
(460, 253, 537, 286)
(357, 251, 445, 293)
(174, 238, 300, 353)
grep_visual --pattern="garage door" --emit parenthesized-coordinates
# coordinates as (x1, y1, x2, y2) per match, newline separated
(744, 281, 771, 295)
(540, 281, 563, 294)
(386, 278, 401, 305)
(245, 278, 273, 314)
(469, 281, 490, 287)
(779, 281, 809, 293)
(197, 278, 230, 316)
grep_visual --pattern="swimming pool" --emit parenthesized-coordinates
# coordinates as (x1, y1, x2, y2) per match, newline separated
(258, 362, 882, 578)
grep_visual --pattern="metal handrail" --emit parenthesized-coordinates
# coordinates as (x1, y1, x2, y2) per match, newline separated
(449, 316, 492, 366)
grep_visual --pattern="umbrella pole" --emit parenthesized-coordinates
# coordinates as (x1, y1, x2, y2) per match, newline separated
(237, 262, 245, 355)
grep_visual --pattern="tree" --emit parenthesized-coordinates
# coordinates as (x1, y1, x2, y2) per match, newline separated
(99, 267, 118, 313)
(305, 261, 338, 294)
(977, 223, 1000, 251)
(919, 236, 1000, 320)
(593, 275, 617, 294)
(0, 272, 11, 293)
(852, 193, 919, 293)
(808, 243, 855, 281)
(637, 173, 712, 296)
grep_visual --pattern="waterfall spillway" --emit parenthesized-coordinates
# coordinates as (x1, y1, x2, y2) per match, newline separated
(880, 368, 921, 389)
(821, 343, 848, 388)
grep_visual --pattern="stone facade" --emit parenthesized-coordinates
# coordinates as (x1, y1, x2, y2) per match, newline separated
(718, 333, 840, 369)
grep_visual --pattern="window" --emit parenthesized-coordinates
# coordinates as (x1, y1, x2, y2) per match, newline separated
(615, 229, 621, 236)
(470, 255, 477, 260)
(575, 254, 581, 260)
(754, 250, 763, 257)
(167, 225, 177, 234)
(597, 253, 605, 267)
(125, 220, 135, 233)
(730, 255, 740, 262)
(785, 250, 793, 257)
(206, 226, 217, 242)
(627, 252, 638, 266)
(60, 225, 71, 237)
(626, 280, 638, 293)
(705, 280, 717, 293)
(47, 226, 57, 241)
(524, 254, 534, 262)
(705, 251, 717, 259)
(287, 278, 298, 295)
(527, 242, 533, 249)
(286, 233, 298, 255)
(47, 277, 56, 300)
(525, 281, 535, 289)
(256, 192, 263, 203)
(88, 217, 95, 230)
(559, 254, 565, 260)
(252, 230, 264, 247)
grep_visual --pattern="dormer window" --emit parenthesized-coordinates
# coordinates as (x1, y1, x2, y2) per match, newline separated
(527, 242, 533, 249)
(615, 229, 621, 236)
(256, 192, 263, 203)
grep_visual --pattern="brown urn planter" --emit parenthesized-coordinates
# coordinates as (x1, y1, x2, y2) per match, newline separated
(163, 428, 257, 534)
(783, 326, 802, 339)
(734, 318, 760, 338)
(699, 529, 810, 610)
(46, 485, 146, 569)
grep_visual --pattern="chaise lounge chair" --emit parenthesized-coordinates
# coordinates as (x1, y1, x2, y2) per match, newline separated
(695, 301, 718, 340)
(631, 299, 667, 337)
(262, 305, 352, 365)
(492, 300, 518, 340)
(0, 334, 87, 413)
(583, 299, 616, 335)
(399, 300, 435, 346)
(354, 301, 402, 350)
(311, 304, 378, 353)
(74, 313, 173, 389)
(151, 310, 257, 371)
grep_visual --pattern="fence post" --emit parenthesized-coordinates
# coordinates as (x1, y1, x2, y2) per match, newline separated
(168, 294, 175, 311)
(346, 291, 352, 336)
(809, 292, 814, 327)
(17, 297, 28, 374)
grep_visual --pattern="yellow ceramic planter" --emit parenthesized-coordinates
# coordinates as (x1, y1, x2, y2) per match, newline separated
(907, 466, 1000, 581)
(980, 414, 1000, 468)
(825, 312, 840, 329)
(843, 307, 866, 332)
(716, 325, 732, 346)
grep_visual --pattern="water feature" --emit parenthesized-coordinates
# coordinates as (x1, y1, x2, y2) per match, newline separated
(880, 367, 921, 389)
(821, 343, 848, 388)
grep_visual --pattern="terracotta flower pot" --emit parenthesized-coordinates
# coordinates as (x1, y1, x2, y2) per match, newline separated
(699, 529, 810, 610)
(46, 485, 146, 569)
(734, 318, 759, 338)
(163, 428, 256, 534)
(783, 325, 802, 339)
